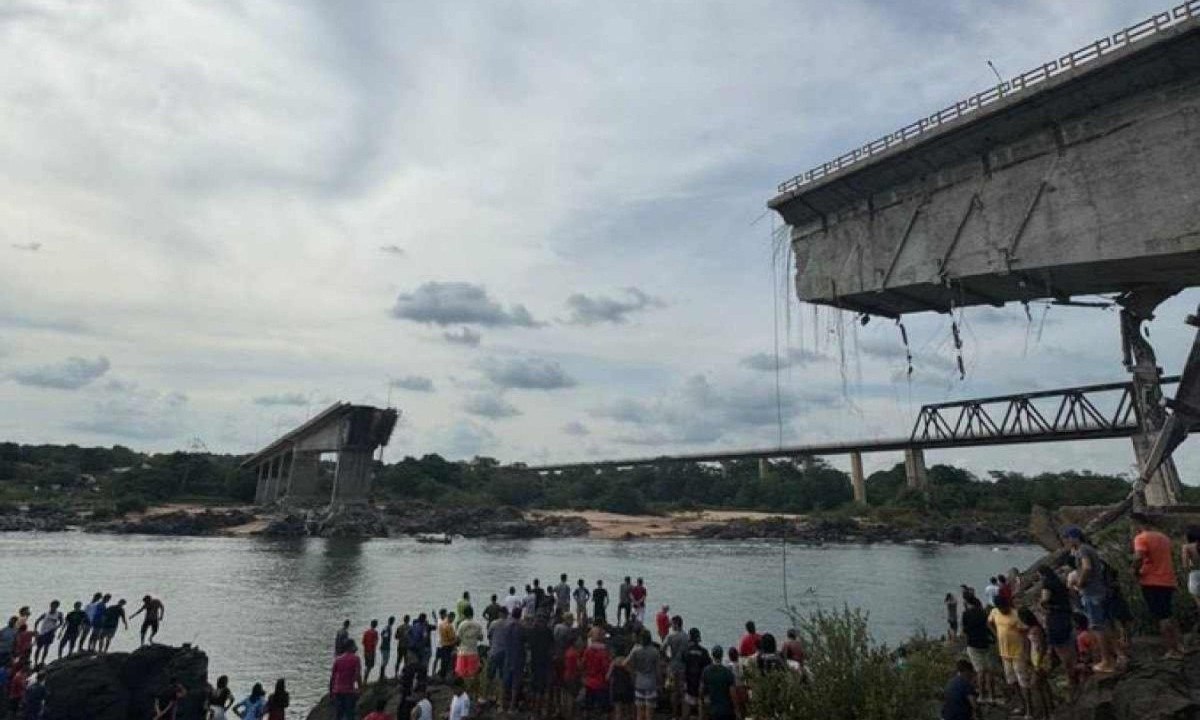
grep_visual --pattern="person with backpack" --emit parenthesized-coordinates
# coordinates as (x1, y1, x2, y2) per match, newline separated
(1063, 527, 1118, 674)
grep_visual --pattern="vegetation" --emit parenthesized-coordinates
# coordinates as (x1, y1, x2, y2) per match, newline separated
(0, 440, 1141, 520)
(748, 606, 955, 720)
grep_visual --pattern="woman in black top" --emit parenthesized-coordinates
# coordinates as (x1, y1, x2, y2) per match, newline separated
(1038, 565, 1077, 690)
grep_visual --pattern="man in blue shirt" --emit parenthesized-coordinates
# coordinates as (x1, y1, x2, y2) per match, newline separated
(941, 659, 978, 720)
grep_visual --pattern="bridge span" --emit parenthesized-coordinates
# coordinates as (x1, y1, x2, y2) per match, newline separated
(526, 377, 1181, 505)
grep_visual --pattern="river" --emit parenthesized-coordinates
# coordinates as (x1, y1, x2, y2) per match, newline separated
(0, 533, 1042, 713)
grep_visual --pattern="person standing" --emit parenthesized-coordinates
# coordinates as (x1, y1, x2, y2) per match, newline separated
(329, 640, 362, 720)
(22, 671, 46, 720)
(410, 687, 432, 720)
(625, 630, 661, 720)
(394, 615, 411, 677)
(663, 616, 687, 720)
(654, 607, 670, 643)
(409, 614, 431, 675)
(944, 593, 959, 641)
(59, 601, 87, 657)
(527, 612, 555, 719)
(100, 598, 128, 653)
(380, 617, 395, 681)
(1132, 515, 1185, 659)
(592, 581, 609, 627)
(629, 579, 648, 625)
(449, 679, 471, 720)
(500, 608, 527, 712)
(581, 628, 612, 715)
(32, 600, 63, 666)
(1063, 527, 1117, 673)
(681, 629, 711, 720)
(700, 647, 735, 720)
(0, 617, 16, 669)
(207, 675, 234, 720)
(264, 678, 288, 720)
(617, 577, 633, 626)
(573, 580, 591, 628)
(555, 575, 573, 619)
(961, 595, 996, 706)
(334, 620, 351, 656)
(232, 683, 267, 720)
(457, 592, 473, 621)
(484, 595, 503, 625)
(436, 612, 458, 680)
(987, 595, 1029, 718)
(1184, 527, 1200, 623)
(737, 622, 760, 659)
(153, 677, 185, 720)
(131, 595, 165, 646)
(486, 608, 511, 705)
(87, 594, 110, 651)
(1036, 566, 1077, 693)
(363, 619, 380, 683)
(79, 592, 102, 651)
(455, 607, 485, 689)
(984, 577, 1000, 608)
(503, 587, 522, 616)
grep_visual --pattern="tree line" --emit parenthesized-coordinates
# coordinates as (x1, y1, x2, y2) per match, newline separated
(0, 441, 1152, 517)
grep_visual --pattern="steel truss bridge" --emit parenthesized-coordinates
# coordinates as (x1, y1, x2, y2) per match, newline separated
(527, 377, 1180, 472)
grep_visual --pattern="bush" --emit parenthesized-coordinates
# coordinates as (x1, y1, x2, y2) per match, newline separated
(748, 606, 954, 720)
(114, 495, 148, 515)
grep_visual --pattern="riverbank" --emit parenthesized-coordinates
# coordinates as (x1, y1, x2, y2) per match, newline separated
(0, 500, 1031, 544)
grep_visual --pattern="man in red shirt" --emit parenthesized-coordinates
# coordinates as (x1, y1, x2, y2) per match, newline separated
(362, 620, 380, 684)
(1132, 515, 1184, 659)
(580, 630, 612, 712)
(330, 640, 362, 720)
(655, 606, 671, 641)
(630, 579, 648, 624)
(738, 622, 760, 657)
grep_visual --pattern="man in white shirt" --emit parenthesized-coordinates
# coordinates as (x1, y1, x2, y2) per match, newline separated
(410, 688, 433, 720)
(503, 587, 522, 615)
(33, 600, 64, 666)
(983, 578, 1000, 607)
(449, 679, 471, 720)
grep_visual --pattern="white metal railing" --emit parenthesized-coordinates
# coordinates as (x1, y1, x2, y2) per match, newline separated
(775, 0, 1200, 195)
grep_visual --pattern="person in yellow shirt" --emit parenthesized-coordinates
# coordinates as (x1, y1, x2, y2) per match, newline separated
(988, 596, 1030, 719)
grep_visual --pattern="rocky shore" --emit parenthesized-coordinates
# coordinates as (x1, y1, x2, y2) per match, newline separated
(0, 501, 1029, 545)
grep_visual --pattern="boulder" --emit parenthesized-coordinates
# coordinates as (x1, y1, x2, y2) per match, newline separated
(43, 644, 208, 720)
(259, 513, 310, 537)
(315, 505, 389, 538)
(91, 509, 256, 536)
(1059, 648, 1200, 720)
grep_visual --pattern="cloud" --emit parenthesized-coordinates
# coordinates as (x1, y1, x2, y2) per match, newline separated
(479, 356, 577, 390)
(443, 327, 482, 347)
(379, 244, 405, 256)
(562, 420, 590, 436)
(565, 287, 663, 325)
(69, 385, 189, 441)
(464, 392, 521, 419)
(10, 242, 41, 252)
(392, 282, 539, 327)
(389, 375, 434, 392)
(10, 355, 110, 390)
(594, 374, 840, 446)
(0, 312, 89, 334)
(430, 420, 498, 459)
(740, 347, 829, 372)
(253, 392, 308, 407)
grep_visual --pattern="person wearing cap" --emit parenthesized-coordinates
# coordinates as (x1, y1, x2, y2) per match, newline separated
(1131, 514, 1185, 659)
(1063, 526, 1117, 673)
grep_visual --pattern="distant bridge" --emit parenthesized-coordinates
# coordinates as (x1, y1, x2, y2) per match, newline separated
(526, 377, 1180, 503)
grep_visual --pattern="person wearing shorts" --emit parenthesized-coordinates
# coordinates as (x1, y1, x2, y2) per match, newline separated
(1133, 515, 1185, 659)
(1064, 526, 1118, 674)
(130, 595, 165, 647)
(960, 595, 995, 705)
(455, 607, 485, 686)
(626, 630, 661, 720)
(32, 601, 63, 667)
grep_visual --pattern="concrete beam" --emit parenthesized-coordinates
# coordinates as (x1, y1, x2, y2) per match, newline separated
(904, 448, 927, 491)
(850, 451, 866, 505)
(331, 449, 374, 505)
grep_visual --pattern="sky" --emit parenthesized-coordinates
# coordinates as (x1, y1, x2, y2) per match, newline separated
(1, 0, 1197, 481)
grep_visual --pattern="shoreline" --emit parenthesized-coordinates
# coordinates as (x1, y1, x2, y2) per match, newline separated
(0, 501, 1033, 545)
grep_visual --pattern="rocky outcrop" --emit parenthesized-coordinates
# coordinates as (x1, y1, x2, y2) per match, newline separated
(42, 644, 208, 720)
(689, 515, 1030, 544)
(1052, 640, 1200, 720)
(259, 512, 310, 537)
(89, 509, 256, 536)
(314, 504, 389, 538)
(379, 503, 590, 539)
(0, 504, 71, 532)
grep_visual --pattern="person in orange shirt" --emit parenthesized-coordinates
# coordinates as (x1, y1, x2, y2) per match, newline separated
(1132, 514, 1184, 659)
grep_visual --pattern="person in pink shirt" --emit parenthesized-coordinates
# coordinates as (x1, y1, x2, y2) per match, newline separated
(330, 640, 362, 720)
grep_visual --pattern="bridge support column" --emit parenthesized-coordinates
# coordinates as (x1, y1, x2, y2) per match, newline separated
(904, 448, 927, 491)
(758, 458, 770, 480)
(254, 462, 268, 505)
(286, 452, 321, 501)
(331, 449, 374, 505)
(1120, 292, 1184, 506)
(850, 452, 866, 505)
(719, 461, 733, 478)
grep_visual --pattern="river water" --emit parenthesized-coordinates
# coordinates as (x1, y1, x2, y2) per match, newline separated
(0, 533, 1042, 713)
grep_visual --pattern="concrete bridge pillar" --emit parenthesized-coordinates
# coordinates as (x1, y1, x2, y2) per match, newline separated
(850, 452, 866, 505)
(254, 462, 268, 505)
(904, 448, 927, 490)
(286, 452, 321, 501)
(331, 449, 373, 505)
(758, 458, 770, 480)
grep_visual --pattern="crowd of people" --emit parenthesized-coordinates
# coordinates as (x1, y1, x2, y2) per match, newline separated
(324, 574, 806, 720)
(0, 593, 166, 719)
(939, 516, 1191, 720)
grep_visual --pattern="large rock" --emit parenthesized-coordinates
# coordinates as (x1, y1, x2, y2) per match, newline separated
(1057, 647, 1200, 720)
(43, 644, 208, 720)
(315, 505, 389, 538)
(91, 509, 256, 536)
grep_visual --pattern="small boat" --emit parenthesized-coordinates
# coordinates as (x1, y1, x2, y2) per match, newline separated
(415, 533, 452, 545)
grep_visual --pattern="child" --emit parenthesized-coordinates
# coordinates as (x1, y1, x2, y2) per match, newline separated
(1020, 607, 1053, 720)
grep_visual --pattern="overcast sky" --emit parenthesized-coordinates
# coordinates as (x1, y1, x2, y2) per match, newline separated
(2, 0, 1197, 480)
